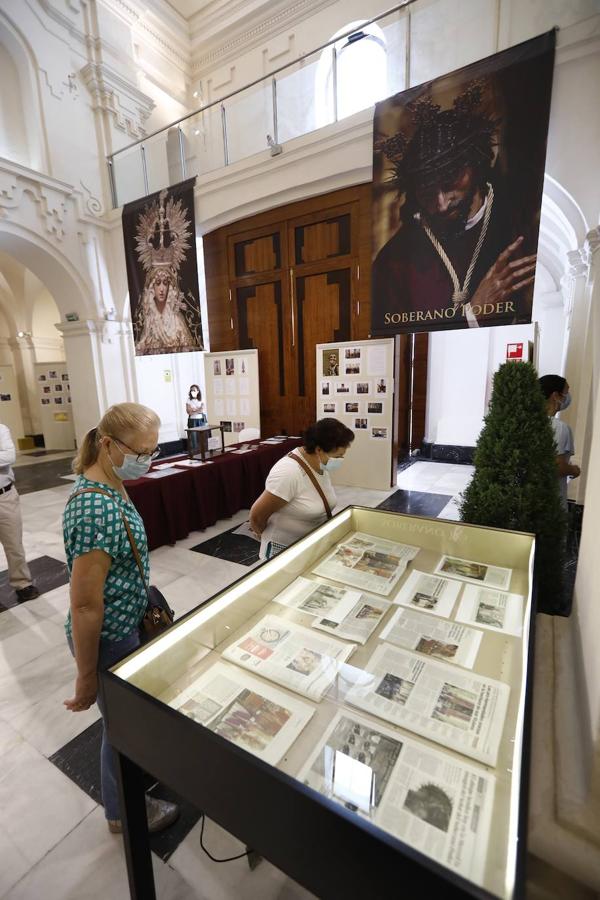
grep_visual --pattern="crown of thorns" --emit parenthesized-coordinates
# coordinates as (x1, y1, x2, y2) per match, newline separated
(378, 80, 499, 190)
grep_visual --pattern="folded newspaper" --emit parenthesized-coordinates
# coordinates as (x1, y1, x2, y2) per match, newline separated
(455, 585, 524, 636)
(380, 607, 482, 669)
(273, 577, 391, 644)
(344, 644, 509, 766)
(313, 532, 420, 596)
(393, 570, 462, 617)
(222, 614, 356, 701)
(169, 662, 314, 765)
(298, 711, 495, 886)
(434, 555, 512, 591)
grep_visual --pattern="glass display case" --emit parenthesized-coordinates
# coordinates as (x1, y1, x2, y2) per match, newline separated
(101, 506, 536, 900)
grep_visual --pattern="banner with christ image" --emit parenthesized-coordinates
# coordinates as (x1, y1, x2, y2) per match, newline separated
(371, 31, 555, 334)
(123, 178, 204, 355)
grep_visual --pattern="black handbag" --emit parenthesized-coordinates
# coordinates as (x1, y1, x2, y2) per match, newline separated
(67, 488, 174, 642)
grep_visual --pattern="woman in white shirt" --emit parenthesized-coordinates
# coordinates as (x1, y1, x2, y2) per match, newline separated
(250, 418, 354, 559)
(186, 384, 205, 451)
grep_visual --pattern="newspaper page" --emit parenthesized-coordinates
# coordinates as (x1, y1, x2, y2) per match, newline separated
(169, 662, 313, 765)
(434, 555, 512, 590)
(298, 711, 494, 886)
(393, 570, 462, 617)
(273, 576, 390, 643)
(222, 615, 355, 701)
(344, 644, 509, 765)
(455, 585, 524, 637)
(379, 607, 483, 669)
(313, 532, 420, 596)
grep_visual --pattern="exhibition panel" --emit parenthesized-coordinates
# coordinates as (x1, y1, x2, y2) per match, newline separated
(102, 507, 535, 899)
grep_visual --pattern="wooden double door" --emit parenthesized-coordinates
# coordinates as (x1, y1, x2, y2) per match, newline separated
(203, 184, 428, 450)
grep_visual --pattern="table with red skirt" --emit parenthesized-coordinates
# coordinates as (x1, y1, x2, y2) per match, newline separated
(125, 438, 302, 551)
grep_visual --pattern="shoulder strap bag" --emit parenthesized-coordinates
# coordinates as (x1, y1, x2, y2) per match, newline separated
(67, 488, 174, 642)
(287, 451, 333, 519)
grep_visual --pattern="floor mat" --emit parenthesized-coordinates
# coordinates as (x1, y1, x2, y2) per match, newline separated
(49, 720, 201, 862)
(0, 555, 69, 612)
(377, 489, 453, 517)
(191, 524, 260, 566)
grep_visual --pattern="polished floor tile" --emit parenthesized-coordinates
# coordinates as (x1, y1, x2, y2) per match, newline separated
(0, 556, 69, 612)
(377, 489, 453, 517)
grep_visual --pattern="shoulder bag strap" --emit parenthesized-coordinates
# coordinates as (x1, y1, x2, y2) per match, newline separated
(66, 488, 150, 600)
(287, 451, 332, 519)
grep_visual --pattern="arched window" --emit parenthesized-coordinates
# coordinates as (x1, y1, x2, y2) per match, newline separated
(316, 22, 388, 127)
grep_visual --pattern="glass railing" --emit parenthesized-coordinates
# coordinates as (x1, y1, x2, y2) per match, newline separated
(108, 2, 415, 208)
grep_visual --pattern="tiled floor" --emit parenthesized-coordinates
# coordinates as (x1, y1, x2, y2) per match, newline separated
(0, 458, 472, 899)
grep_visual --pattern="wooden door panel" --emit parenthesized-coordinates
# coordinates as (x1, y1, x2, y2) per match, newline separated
(294, 213, 351, 265)
(294, 268, 352, 434)
(236, 281, 289, 437)
(233, 231, 281, 277)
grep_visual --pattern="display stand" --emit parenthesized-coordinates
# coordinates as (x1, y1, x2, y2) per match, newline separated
(34, 362, 75, 450)
(102, 508, 536, 900)
(202, 349, 260, 446)
(316, 338, 396, 490)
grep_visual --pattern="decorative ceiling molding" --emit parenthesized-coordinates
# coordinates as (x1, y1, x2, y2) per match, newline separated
(80, 61, 155, 140)
(190, 0, 339, 75)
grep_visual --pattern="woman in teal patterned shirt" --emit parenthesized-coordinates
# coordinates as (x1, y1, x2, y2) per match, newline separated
(62, 402, 178, 834)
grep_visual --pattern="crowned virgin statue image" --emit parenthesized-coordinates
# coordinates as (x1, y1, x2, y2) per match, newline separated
(132, 188, 203, 355)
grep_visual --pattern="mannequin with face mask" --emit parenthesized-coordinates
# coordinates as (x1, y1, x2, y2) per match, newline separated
(539, 374, 580, 506)
(250, 418, 355, 559)
(62, 403, 180, 835)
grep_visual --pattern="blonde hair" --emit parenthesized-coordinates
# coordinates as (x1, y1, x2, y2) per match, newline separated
(73, 402, 161, 475)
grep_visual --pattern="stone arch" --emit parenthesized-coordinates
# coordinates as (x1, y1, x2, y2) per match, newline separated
(0, 224, 93, 321)
(0, 13, 47, 171)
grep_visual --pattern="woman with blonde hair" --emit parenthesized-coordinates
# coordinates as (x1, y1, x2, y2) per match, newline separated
(62, 402, 178, 834)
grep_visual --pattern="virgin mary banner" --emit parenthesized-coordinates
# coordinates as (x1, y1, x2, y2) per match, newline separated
(123, 178, 204, 355)
(371, 31, 555, 335)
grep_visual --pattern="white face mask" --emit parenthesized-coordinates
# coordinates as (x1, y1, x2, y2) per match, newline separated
(321, 455, 344, 472)
(190, 391, 198, 398)
(108, 441, 152, 481)
(559, 391, 571, 411)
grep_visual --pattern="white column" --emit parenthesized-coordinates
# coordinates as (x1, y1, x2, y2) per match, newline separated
(55, 318, 137, 444)
(8, 334, 38, 435)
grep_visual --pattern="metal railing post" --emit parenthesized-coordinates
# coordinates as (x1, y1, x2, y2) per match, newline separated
(272, 77, 279, 145)
(107, 158, 118, 209)
(178, 126, 187, 180)
(221, 103, 229, 166)
(140, 144, 149, 195)
(332, 46, 338, 123)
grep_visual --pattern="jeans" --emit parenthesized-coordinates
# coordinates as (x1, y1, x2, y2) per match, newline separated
(67, 630, 140, 820)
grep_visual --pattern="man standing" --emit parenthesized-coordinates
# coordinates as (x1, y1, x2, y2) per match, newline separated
(372, 82, 537, 330)
(0, 423, 39, 601)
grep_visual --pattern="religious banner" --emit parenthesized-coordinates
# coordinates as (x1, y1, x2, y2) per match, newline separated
(123, 178, 204, 355)
(371, 31, 555, 335)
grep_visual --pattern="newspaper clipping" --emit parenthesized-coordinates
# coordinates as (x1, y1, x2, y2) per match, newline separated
(345, 644, 510, 765)
(380, 607, 483, 669)
(434, 555, 512, 590)
(273, 577, 391, 644)
(313, 532, 420, 595)
(393, 570, 462, 617)
(222, 615, 356, 701)
(455, 585, 524, 637)
(169, 662, 314, 764)
(298, 711, 495, 885)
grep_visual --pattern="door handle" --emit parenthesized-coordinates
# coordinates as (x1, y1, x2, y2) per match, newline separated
(290, 268, 295, 348)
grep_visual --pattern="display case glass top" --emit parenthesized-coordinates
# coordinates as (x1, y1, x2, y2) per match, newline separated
(111, 507, 535, 899)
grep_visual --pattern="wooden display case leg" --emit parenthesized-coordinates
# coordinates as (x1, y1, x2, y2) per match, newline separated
(115, 751, 156, 900)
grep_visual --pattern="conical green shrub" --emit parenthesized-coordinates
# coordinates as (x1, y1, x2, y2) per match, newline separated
(459, 361, 567, 614)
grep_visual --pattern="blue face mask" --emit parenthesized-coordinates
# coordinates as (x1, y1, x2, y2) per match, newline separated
(559, 392, 571, 411)
(109, 443, 151, 480)
(321, 456, 344, 472)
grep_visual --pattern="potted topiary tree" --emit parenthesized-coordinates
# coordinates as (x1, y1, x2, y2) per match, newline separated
(459, 361, 567, 615)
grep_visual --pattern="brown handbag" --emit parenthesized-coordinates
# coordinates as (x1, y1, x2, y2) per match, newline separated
(67, 488, 174, 641)
(287, 451, 333, 519)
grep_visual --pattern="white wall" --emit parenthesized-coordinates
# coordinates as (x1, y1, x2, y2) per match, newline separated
(135, 350, 206, 443)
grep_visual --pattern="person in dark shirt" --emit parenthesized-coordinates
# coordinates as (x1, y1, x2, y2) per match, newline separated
(372, 82, 536, 330)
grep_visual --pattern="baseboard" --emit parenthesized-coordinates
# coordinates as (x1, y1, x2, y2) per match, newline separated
(420, 441, 475, 464)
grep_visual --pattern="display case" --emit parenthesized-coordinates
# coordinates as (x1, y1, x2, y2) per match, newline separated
(101, 507, 536, 900)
